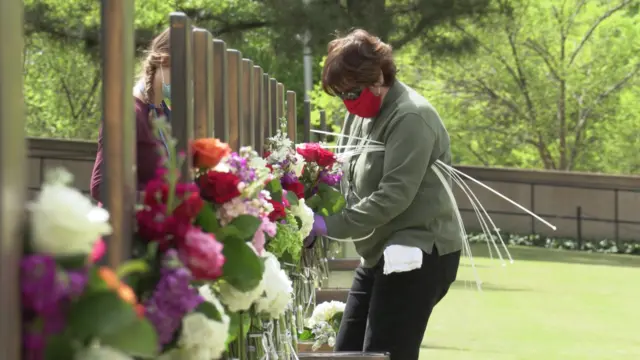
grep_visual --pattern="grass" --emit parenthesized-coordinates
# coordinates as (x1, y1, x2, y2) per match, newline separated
(329, 245, 640, 360)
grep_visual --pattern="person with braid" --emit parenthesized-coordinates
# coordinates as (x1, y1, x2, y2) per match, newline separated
(90, 28, 171, 201)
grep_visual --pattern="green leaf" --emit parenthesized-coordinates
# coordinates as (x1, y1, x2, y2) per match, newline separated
(299, 329, 314, 341)
(330, 312, 343, 332)
(67, 291, 137, 340)
(44, 334, 75, 360)
(229, 215, 263, 240)
(315, 184, 346, 216)
(195, 300, 223, 322)
(222, 239, 264, 291)
(116, 259, 150, 278)
(196, 202, 221, 233)
(100, 318, 159, 358)
(285, 191, 299, 206)
(267, 179, 283, 202)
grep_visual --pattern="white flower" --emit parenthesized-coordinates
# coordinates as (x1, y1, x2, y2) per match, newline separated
(75, 345, 133, 360)
(292, 153, 305, 176)
(290, 199, 314, 238)
(178, 312, 229, 360)
(218, 279, 265, 312)
(29, 170, 112, 256)
(255, 252, 293, 319)
(249, 156, 268, 172)
(307, 301, 346, 328)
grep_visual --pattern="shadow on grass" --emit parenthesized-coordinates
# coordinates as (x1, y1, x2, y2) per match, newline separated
(467, 244, 640, 268)
(450, 281, 530, 292)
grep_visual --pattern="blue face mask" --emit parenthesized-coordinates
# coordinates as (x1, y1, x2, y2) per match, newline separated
(162, 82, 171, 100)
(160, 68, 171, 104)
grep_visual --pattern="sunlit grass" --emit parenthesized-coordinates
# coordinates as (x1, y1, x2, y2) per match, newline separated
(330, 245, 640, 360)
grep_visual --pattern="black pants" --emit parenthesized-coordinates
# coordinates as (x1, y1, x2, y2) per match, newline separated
(334, 247, 461, 360)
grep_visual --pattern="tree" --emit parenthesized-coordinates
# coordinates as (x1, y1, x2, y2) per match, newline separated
(420, 0, 640, 171)
(22, 0, 496, 140)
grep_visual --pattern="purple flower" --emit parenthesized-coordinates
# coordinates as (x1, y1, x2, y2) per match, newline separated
(144, 250, 204, 346)
(280, 172, 297, 185)
(20, 255, 64, 315)
(319, 170, 342, 186)
(228, 153, 256, 183)
(23, 325, 46, 360)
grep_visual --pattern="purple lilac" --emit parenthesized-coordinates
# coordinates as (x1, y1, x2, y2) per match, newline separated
(23, 325, 46, 360)
(228, 152, 256, 183)
(143, 250, 204, 346)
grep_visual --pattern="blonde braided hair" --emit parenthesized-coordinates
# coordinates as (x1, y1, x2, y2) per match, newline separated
(138, 28, 171, 105)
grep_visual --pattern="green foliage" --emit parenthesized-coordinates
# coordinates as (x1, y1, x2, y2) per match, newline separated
(305, 183, 346, 216)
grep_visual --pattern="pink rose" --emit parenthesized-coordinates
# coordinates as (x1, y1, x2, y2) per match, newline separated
(252, 217, 277, 255)
(178, 227, 225, 280)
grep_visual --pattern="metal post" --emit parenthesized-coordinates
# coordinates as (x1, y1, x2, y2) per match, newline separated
(193, 29, 214, 138)
(614, 189, 619, 245)
(213, 40, 229, 141)
(270, 78, 278, 135)
(253, 66, 264, 152)
(263, 73, 272, 137)
(319, 109, 327, 141)
(286, 91, 297, 142)
(241, 59, 255, 148)
(169, 13, 194, 179)
(101, 0, 135, 267)
(227, 49, 242, 150)
(0, 0, 25, 357)
(576, 206, 583, 249)
(303, 99, 311, 143)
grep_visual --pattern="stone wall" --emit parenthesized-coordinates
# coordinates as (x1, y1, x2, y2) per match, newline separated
(28, 138, 640, 241)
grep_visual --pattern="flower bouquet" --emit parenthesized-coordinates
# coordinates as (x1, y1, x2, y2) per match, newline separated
(125, 119, 294, 360)
(298, 301, 345, 352)
(21, 168, 159, 360)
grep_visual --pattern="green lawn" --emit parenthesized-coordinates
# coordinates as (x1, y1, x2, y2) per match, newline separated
(331, 245, 640, 360)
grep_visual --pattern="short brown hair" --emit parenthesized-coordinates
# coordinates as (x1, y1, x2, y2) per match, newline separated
(321, 29, 397, 96)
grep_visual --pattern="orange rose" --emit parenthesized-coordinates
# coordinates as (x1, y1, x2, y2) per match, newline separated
(98, 267, 138, 305)
(191, 138, 231, 169)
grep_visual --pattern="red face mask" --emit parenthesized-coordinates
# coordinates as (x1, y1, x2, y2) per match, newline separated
(342, 88, 382, 118)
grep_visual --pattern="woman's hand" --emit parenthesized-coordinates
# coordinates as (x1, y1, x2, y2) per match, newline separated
(303, 214, 327, 248)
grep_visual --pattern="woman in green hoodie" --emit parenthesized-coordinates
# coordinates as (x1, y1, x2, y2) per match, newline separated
(308, 29, 463, 359)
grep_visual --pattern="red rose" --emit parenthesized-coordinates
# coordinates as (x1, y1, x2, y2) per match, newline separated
(316, 148, 337, 167)
(268, 199, 286, 221)
(198, 171, 241, 204)
(178, 227, 225, 280)
(296, 143, 336, 168)
(173, 191, 204, 219)
(296, 143, 321, 163)
(282, 180, 305, 199)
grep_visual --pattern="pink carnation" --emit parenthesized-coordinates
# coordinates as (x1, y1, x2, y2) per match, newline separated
(178, 227, 225, 280)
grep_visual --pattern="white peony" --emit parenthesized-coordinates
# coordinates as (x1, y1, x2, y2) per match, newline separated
(255, 252, 293, 319)
(290, 199, 314, 238)
(307, 301, 346, 328)
(178, 312, 229, 360)
(29, 171, 112, 256)
(75, 345, 133, 360)
(292, 153, 305, 176)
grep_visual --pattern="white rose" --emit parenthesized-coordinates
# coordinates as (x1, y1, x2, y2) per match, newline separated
(290, 199, 314, 238)
(29, 181, 112, 256)
(75, 345, 133, 360)
(307, 301, 346, 328)
(255, 252, 293, 319)
(178, 312, 228, 360)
